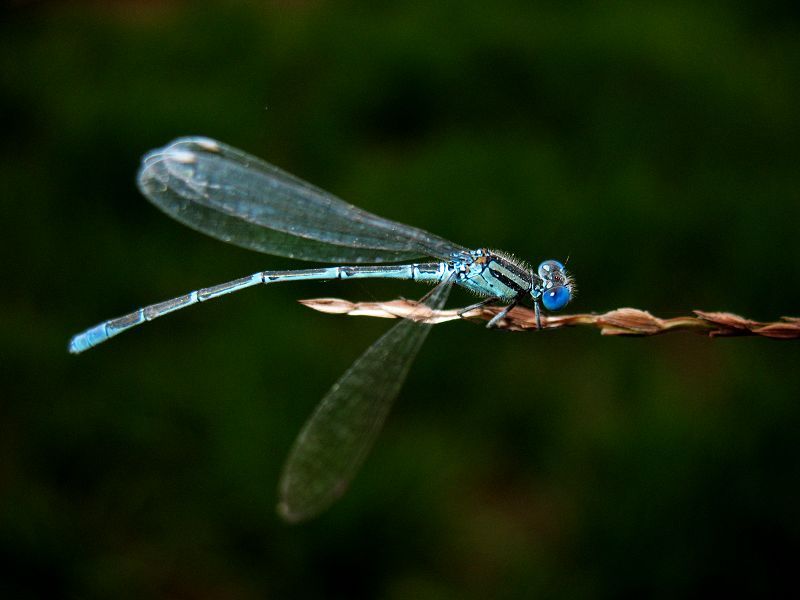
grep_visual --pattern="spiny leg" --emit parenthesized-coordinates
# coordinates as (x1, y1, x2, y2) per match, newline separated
(534, 299, 542, 329)
(457, 297, 500, 319)
(486, 300, 519, 329)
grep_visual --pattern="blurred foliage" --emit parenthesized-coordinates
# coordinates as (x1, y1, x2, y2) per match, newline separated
(1, 0, 799, 598)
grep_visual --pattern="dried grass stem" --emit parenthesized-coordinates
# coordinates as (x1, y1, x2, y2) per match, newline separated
(299, 298, 800, 339)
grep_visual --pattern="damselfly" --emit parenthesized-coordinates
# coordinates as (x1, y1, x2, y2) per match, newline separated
(69, 137, 575, 522)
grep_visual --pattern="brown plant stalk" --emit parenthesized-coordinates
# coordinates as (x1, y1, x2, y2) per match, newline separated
(298, 298, 800, 339)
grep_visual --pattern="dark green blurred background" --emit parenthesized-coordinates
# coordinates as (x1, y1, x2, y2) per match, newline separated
(2, 1, 799, 598)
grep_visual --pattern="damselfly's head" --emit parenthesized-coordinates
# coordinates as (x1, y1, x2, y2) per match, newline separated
(536, 259, 574, 311)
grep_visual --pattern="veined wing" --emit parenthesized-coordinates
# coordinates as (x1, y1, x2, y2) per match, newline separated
(277, 280, 452, 522)
(137, 137, 466, 263)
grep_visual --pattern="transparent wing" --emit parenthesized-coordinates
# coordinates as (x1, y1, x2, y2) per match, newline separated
(277, 280, 452, 522)
(137, 137, 466, 263)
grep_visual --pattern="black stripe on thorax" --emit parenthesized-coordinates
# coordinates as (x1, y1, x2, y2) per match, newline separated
(487, 259, 531, 293)
(488, 254, 532, 282)
(488, 268, 528, 294)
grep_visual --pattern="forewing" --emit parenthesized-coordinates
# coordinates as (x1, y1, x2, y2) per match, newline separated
(137, 137, 465, 263)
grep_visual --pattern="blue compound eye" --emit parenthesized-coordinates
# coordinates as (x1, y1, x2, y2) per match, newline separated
(542, 285, 571, 311)
(538, 259, 565, 279)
